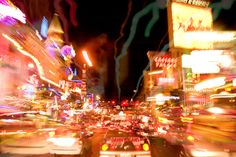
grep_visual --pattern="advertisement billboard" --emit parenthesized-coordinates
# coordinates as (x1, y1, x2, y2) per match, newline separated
(168, 2, 213, 49)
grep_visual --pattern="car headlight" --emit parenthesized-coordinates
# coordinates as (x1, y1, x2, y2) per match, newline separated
(142, 143, 149, 151)
(101, 144, 109, 151)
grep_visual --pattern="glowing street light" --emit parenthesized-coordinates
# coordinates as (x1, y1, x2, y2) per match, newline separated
(82, 50, 93, 67)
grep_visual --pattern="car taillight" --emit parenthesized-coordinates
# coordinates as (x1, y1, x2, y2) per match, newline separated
(101, 144, 109, 151)
(142, 143, 149, 151)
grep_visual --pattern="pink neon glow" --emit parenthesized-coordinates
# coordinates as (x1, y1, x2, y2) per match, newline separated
(0, 3, 26, 23)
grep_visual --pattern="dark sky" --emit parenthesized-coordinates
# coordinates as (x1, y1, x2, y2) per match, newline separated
(12, 0, 236, 100)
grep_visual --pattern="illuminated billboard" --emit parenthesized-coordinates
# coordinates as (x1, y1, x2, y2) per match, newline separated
(168, 2, 213, 49)
(182, 50, 236, 74)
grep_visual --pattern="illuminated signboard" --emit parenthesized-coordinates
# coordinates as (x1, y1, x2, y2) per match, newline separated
(168, 2, 213, 49)
(170, 0, 211, 7)
(182, 50, 235, 74)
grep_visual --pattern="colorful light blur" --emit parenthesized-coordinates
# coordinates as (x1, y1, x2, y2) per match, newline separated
(2, 33, 61, 87)
(0, 1, 26, 24)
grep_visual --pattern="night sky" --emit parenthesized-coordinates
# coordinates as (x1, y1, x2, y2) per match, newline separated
(12, 0, 236, 100)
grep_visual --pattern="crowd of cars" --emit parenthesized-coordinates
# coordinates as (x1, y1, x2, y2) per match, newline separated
(1, 93, 236, 157)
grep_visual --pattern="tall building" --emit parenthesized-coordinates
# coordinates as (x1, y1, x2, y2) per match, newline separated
(45, 13, 64, 58)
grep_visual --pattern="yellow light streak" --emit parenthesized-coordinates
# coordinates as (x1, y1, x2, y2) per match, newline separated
(148, 70, 163, 75)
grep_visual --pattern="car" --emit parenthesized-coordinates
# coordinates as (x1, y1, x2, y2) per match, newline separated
(99, 130, 151, 157)
(193, 92, 236, 132)
(0, 111, 62, 155)
(46, 127, 86, 156)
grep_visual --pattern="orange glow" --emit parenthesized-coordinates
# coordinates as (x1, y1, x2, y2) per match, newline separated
(82, 50, 93, 67)
(207, 107, 225, 114)
(142, 143, 149, 151)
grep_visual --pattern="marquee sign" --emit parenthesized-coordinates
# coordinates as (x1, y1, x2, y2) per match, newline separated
(154, 56, 177, 68)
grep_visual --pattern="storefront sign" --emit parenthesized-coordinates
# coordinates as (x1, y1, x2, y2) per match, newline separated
(154, 56, 177, 68)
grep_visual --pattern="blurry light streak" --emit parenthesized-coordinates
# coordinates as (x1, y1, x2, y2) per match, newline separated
(82, 50, 93, 67)
(191, 149, 222, 157)
(210, 93, 236, 99)
(148, 70, 163, 75)
(2, 33, 22, 49)
(185, 31, 236, 42)
(114, 0, 132, 58)
(49, 70, 56, 76)
(207, 107, 225, 114)
(65, 0, 78, 27)
(0, 3, 26, 23)
(47, 137, 76, 146)
(0, 131, 27, 135)
(35, 30, 43, 41)
(2, 33, 60, 88)
(194, 77, 226, 91)
(210, 0, 236, 20)
(115, 2, 156, 99)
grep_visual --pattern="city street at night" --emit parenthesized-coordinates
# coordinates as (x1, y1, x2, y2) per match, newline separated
(1, 0, 236, 157)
